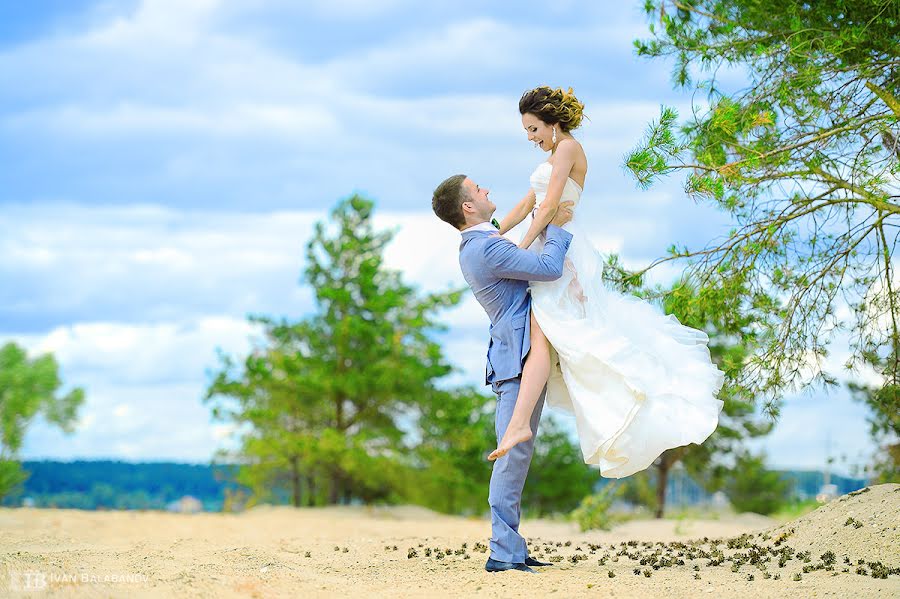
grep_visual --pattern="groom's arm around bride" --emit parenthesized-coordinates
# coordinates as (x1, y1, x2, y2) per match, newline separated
(481, 221, 572, 281)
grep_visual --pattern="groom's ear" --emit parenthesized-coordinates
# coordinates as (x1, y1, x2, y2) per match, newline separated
(461, 188, 478, 212)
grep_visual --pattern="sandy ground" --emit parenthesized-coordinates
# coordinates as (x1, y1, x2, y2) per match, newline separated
(1, 484, 897, 598)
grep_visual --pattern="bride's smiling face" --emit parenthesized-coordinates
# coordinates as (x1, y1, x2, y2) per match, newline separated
(522, 113, 554, 151)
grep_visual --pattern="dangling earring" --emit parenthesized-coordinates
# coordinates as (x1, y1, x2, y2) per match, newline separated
(552, 127, 557, 144)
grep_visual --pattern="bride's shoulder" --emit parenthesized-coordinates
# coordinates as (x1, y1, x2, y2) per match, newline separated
(555, 138, 587, 166)
(556, 138, 586, 159)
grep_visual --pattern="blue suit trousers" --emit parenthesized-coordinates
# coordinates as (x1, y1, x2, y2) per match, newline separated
(487, 376, 547, 562)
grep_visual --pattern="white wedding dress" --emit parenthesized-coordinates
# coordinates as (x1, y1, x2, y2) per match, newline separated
(526, 161, 726, 478)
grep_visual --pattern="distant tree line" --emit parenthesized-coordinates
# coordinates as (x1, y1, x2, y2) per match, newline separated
(1, 460, 248, 511)
(3, 460, 866, 515)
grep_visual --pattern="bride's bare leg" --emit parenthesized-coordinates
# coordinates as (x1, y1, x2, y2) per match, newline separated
(488, 312, 551, 461)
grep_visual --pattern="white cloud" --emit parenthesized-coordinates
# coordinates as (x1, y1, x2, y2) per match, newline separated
(0, 203, 319, 327)
(0, 0, 343, 143)
(24, 381, 227, 461)
(0, 0, 710, 239)
(11, 315, 261, 460)
(7, 102, 341, 138)
(297, 0, 412, 20)
(13, 317, 259, 385)
(0, 1, 681, 147)
(323, 18, 522, 84)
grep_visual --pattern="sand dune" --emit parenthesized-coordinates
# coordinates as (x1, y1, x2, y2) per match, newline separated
(1, 484, 897, 598)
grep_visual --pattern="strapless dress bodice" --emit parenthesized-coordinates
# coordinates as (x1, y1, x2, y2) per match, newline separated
(529, 161, 584, 209)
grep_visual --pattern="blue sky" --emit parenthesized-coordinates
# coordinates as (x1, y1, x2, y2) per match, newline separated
(0, 1, 884, 477)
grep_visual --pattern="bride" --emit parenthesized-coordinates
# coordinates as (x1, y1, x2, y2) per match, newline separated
(487, 85, 726, 478)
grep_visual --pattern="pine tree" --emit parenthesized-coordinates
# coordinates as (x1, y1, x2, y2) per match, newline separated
(205, 195, 462, 506)
(624, 0, 899, 409)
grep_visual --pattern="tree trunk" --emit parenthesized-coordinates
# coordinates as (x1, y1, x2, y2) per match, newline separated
(306, 473, 316, 507)
(655, 461, 670, 519)
(335, 398, 344, 430)
(329, 470, 341, 504)
(290, 456, 302, 507)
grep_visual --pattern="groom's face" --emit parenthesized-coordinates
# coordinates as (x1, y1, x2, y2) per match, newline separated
(462, 178, 495, 221)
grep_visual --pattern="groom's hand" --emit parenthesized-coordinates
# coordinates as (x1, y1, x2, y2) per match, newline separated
(550, 201, 575, 227)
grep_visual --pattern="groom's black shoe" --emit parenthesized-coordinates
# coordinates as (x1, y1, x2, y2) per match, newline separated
(525, 557, 553, 567)
(484, 557, 536, 573)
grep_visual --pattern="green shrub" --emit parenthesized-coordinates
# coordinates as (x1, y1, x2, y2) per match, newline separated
(725, 452, 789, 515)
(570, 484, 623, 531)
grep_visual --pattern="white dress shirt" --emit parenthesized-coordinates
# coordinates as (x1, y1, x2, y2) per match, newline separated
(460, 221, 498, 235)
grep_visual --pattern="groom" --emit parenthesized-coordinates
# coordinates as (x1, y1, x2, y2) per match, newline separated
(431, 174, 573, 574)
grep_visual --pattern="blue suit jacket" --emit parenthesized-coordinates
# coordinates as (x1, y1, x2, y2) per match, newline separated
(459, 224, 573, 384)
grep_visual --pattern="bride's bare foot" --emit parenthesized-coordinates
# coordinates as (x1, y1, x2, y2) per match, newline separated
(488, 425, 533, 461)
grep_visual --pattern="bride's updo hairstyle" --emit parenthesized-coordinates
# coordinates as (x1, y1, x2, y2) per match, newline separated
(518, 86, 586, 132)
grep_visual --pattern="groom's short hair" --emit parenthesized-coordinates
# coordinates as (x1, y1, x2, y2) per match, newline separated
(432, 174, 469, 229)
